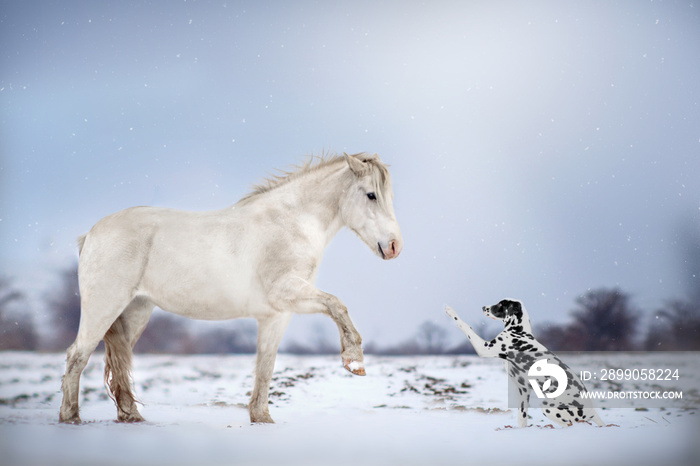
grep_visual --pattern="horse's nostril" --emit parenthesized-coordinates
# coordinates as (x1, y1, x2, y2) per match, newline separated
(390, 240, 396, 253)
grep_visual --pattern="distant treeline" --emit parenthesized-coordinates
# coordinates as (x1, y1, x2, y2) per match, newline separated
(1, 270, 699, 354)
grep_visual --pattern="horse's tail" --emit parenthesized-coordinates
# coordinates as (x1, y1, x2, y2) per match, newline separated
(103, 315, 137, 415)
(77, 234, 88, 256)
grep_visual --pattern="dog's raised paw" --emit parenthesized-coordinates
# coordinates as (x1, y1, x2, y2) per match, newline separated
(445, 305, 458, 319)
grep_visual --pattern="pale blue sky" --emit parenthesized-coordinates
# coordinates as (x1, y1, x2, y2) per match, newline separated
(2, 1, 699, 346)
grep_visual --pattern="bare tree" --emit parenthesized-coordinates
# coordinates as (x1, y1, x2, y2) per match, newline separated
(0, 276, 37, 350)
(415, 320, 448, 354)
(0, 277, 23, 310)
(645, 299, 700, 351)
(643, 217, 700, 350)
(537, 288, 639, 351)
(678, 218, 700, 303)
(381, 320, 449, 355)
(536, 322, 587, 352)
(569, 288, 639, 351)
(380, 338, 422, 356)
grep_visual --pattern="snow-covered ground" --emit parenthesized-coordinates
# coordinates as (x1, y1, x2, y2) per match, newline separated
(1, 351, 698, 466)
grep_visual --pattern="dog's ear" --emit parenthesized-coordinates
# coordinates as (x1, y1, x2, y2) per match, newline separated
(506, 300, 522, 316)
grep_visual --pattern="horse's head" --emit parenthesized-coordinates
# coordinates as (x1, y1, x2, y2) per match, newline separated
(340, 153, 402, 260)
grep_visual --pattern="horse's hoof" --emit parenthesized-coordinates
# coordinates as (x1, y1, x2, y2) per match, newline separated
(250, 414, 275, 424)
(117, 412, 146, 423)
(58, 415, 81, 425)
(343, 359, 366, 376)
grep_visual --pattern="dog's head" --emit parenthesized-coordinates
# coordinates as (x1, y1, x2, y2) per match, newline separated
(482, 299, 528, 329)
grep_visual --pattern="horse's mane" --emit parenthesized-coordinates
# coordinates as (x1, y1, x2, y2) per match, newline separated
(241, 152, 391, 202)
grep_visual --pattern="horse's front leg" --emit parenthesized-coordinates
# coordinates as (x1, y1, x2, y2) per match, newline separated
(272, 279, 365, 376)
(331, 296, 366, 376)
(250, 312, 292, 424)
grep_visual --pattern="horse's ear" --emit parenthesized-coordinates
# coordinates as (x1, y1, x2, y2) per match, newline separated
(344, 152, 369, 176)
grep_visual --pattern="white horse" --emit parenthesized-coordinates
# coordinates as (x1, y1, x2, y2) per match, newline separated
(59, 152, 402, 424)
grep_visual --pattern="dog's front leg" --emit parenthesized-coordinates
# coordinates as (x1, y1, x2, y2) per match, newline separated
(517, 386, 530, 428)
(445, 306, 500, 358)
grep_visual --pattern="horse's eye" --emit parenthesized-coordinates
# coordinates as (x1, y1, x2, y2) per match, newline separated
(367, 192, 377, 201)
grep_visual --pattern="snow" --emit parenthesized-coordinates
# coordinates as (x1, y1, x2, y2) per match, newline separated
(345, 360, 364, 373)
(1, 352, 698, 466)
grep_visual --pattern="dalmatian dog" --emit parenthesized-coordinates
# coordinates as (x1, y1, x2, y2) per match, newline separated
(446, 299, 604, 428)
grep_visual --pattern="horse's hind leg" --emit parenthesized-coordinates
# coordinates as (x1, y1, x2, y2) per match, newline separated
(59, 297, 131, 424)
(104, 297, 154, 423)
(60, 339, 97, 424)
(249, 312, 292, 423)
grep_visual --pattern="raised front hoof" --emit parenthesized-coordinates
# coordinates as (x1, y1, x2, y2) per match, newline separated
(117, 412, 146, 423)
(343, 359, 366, 376)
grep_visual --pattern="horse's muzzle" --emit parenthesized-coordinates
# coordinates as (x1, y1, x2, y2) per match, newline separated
(378, 239, 401, 260)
